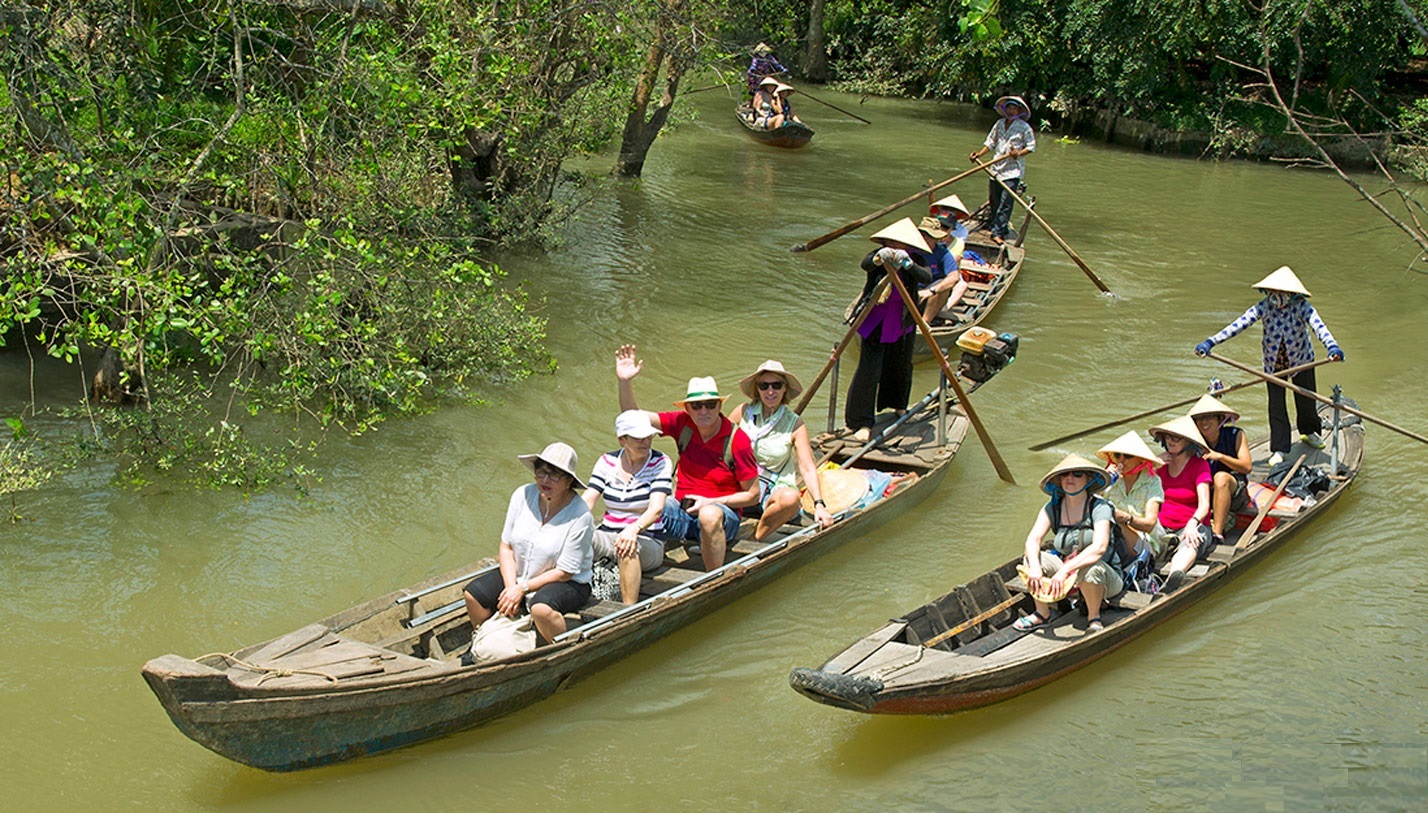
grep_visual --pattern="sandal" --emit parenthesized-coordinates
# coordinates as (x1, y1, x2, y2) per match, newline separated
(1013, 611, 1050, 631)
(1087, 617, 1104, 633)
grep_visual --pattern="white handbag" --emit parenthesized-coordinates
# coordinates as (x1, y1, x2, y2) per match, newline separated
(470, 614, 537, 662)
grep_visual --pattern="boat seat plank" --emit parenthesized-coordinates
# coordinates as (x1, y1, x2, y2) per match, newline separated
(238, 624, 336, 664)
(821, 621, 909, 673)
(579, 599, 627, 622)
(639, 567, 702, 597)
(1106, 590, 1154, 611)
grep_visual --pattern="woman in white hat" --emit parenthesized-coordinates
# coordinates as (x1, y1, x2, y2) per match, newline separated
(1013, 454, 1123, 633)
(968, 95, 1035, 244)
(581, 411, 675, 604)
(752, 76, 784, 130)
(1149, 416, 1214, 592)
(730, 360, 835, 539)
(773, 82, 802, 125)
(462, 442, 595, 662)
(844, 217, 933, 442)
(1194, 266, 1344, 465)
(1187, 394, 1253, 544)
(1095, 431, 1167, 560)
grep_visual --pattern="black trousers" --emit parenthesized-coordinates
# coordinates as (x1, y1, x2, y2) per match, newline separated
(987, 176, 1025, 238)
(1266, 367, 1322, 452)
(844, 332, 916, 430)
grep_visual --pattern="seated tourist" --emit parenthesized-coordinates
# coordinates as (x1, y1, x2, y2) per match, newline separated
(752, 77, 783, 130)
(1149, 415, 1213, 592)
(581, 411, 674, 604)
(915, 216, 968, 324)
(1096, 430, 1167, 560)
(615, 344, 760, 570)
(1013, 454, 1123, 634)
(773, 82, 802, 124)
(462, 442, 594, 664)
(1187, 393, 1253, 545)
(728, 360, 835, 540)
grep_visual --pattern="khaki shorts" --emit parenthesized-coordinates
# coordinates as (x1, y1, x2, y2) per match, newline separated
(1040, 550, 1124, 597)
(592, 529, 666, 572)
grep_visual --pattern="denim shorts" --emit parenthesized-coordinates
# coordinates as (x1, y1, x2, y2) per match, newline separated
(660, 500, 742, 545)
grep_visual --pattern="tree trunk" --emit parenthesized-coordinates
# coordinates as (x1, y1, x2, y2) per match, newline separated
(614, 1, 688, 177)
(803, 0, 828, 83)
(449, 128, 504, 206)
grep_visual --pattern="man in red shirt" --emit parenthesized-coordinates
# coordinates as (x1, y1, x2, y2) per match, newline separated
(616, 344, 759, 570)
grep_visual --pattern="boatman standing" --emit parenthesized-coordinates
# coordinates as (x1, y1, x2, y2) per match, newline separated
(968, 95, 1036, 245)
(1194, 266, 1344, 466)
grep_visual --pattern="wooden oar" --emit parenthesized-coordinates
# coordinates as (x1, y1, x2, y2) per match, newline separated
(793, 276, 890, 415)
(1027, 357, 1338, 451)
(981, 169, 1113, 296)
(1235, 454, 1307, 551)
(797, 89, 872, 124)
(1207, 352, 1428, 446)
(792, 157, 1002, 253)
(886, 265, 1016, 483)
(920, 593, 1024, 648)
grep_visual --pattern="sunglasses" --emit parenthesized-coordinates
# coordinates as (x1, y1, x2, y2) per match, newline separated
(533, 466, 564, 480)
(1062, 471, 1089, 479)
(686, 400, 721, 412)
(757, 380, 785, 391)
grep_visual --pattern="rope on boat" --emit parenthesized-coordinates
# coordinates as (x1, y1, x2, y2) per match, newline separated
(197, 652, 341, 685)
(869, 646, 925, 681)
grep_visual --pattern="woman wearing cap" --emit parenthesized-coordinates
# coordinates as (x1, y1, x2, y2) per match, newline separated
(844, 217, 933, 442)
(968, 95, 1035, 244)
(1194, 266, 1344, 466)
(1096, 431, 1166, 560)
(1013, 455, 1123, 633)
(461, 442, 594, 661)
(1188, 394, 1253, 545)
(730, 361, 835, 540)
(581, 412, 674, 604)
(1150, 416, 1213, 592)
(915, 215, 968, 324)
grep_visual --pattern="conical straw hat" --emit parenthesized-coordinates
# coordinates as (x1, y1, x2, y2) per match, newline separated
(1095, 431, 1161, 469)
(929, 194, 970, 215)
(1039, 454, 1109, 496)
(1186, 393, 1240, 423)
(869, 217, 931, 253)
(800, 467, 869, 515)
(1251, 266, 1311, 297)
(1149, 415, 1208, 453)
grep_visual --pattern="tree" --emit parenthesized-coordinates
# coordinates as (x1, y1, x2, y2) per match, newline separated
(616, 0, 694, 177)
(803, 0, 828, 82)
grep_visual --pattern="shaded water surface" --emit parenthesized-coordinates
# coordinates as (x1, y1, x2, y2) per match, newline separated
(3, 90, 1426, 811)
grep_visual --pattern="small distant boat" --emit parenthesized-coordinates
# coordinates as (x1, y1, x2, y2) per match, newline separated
(790, 398, 1364, 715)
(736, 103, 814, 148)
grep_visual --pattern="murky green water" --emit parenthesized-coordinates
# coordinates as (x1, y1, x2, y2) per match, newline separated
(4, 89, 1427, 811)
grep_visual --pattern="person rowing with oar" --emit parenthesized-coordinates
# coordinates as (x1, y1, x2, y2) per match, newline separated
(745, 41, 787, 98)
(1194, 266, 1344, 467)
(968, 95, 1035, 245)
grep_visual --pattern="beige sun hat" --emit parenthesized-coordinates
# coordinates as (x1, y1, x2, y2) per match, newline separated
(869, 217, 931, 253)
(917, 216, 949, 240)
(518, 442, 585, 489)
(672, 376, 726, 406)
(1149, 415, 1208, 453)
(1039, 454, 1110, 496)
(1252, 266, 1311, 297)
(754, 42, 773, 55)
(1187, 393, 1241, 423)
(995, 95, 1030, 113)
(800, 468, 870, 515)
(739, 360, 804, 400)
(758, 76, 780, 89)
(1095, 431, 1161, 470)
(929, 194, 971, 216)
(773, 82, 795, 94)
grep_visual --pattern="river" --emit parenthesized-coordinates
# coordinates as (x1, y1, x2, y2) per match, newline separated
(3, 89, 1426, 811)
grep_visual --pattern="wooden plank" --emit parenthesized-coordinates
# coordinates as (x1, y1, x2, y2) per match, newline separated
(1106, 590, 1153, 611)
(639, 567, 702, 597)
(239, 624, 334, 664)
(821, 622, 909, 674)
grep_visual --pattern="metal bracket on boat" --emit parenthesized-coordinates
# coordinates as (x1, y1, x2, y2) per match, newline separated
(395, 564, 499, 629)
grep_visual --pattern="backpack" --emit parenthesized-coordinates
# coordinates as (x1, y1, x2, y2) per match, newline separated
(1049, 495, 1133, 574)
(676, 423, 738, 474)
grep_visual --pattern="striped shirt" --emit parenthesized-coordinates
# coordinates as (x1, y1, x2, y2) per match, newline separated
(586, 449, 673, 533)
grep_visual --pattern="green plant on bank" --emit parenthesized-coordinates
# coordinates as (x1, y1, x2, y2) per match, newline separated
(2, 418, 52, 522)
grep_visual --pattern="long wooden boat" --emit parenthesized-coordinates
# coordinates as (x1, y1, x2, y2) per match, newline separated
(736, 103, 815, 148)
(790, 398, 1363, 714)
(142, 361, 1008, 771)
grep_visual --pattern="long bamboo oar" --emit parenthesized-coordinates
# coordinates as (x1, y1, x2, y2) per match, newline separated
(792, 158, 1002, 253)
(1207, 352, 1428, 446)
(797, 89, 872, 124)
(887, 266, 1016, 483)
(981, 168, 1113, 295)
(793, 277, 890, 415)
(1234, 454, 1307, 551)
(1028, 357, 1337, 451)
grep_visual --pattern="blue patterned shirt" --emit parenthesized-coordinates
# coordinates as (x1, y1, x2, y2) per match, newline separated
(1205, 297, 1337, 373)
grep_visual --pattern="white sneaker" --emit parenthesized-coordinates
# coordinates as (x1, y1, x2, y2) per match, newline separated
(1267, 451, 1285, 467)
(1300, 433, 1326, 450)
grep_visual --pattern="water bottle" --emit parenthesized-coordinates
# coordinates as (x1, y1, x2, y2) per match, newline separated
(1208, 377, 1224, 393)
